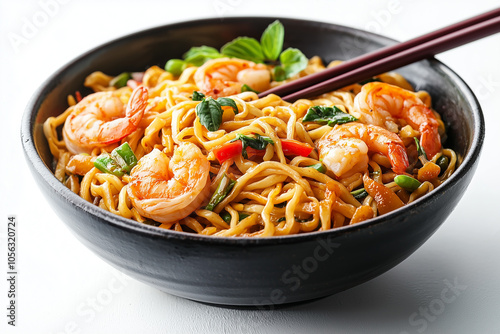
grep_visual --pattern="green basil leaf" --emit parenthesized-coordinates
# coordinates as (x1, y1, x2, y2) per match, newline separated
(241, 84, 259, 94)
(302, 106, 358, 126)
(260, 20, 284, 61)
(273, 65, 287, 82)
(279, 47, 308, 79)
(192, 91, 205, 101)
(216, 97, 238, 114)
(230, 133, 274, 159)
(183, 46, 222, 66)
(221, 37, 265, 63)
(196, 98, 223, 131)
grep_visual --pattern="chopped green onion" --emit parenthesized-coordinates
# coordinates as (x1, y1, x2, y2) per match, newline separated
(111, 143, 138, 174)
(351, 188, 368, 200)
(277, 217, 286, 222)
(394, 175, 421, 192)
(414, 137, 427, 160)
(305, 163, 326, 173)
(205, 174, 236, 211)
(165, 59, 187, 76)
(110, 72, 132, 88)
(94, 143, 138, 177)
(93, 153, 124, 177)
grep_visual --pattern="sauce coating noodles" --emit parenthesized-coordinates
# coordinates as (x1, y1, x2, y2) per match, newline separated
(44, 56, 457, 237)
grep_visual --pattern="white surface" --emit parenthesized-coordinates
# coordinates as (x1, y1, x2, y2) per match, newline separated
(1, 0, 500, 333)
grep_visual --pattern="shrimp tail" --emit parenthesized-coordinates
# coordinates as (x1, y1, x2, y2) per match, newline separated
(98, 86, 148, 145)
(387, 142, 409, 174)
(420, 123, 441, 159)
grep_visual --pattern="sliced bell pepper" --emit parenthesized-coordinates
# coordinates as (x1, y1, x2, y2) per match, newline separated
(280, 139, 313, 157)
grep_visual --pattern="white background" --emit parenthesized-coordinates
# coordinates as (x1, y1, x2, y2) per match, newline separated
(1, 0, 500, 333)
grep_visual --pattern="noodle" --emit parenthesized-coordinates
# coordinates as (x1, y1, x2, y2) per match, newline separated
(43, 50, 457, 237)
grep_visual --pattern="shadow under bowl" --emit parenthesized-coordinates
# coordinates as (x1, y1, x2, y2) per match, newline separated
(21, 17, 484, 306)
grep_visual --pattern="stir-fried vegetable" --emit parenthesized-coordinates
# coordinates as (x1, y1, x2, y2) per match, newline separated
(195, 97, 238, 131)
(213, 136, 313, 163)
(363, 174, 404, 215)
(394, 175, 421, 192)
(305, 163, 327, 173)
(436, 155, 449, 174)
(94, 143, 138, 177)
(302, 106, 358, 126)
(350, 188, 368, 200)
(280, 139, 313, 157)
(110, 72, 132, 88)
(205, 174, 236, 211)
(414, 137, 441, 181)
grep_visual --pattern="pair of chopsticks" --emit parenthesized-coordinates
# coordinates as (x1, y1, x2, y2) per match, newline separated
(259, 7, 500, 102)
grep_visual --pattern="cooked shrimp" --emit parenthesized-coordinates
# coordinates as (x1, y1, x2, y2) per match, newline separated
(354, 82, 441, 158)
(316, 122, 409, 177)
(194, 58, 270, 98)
(127, 142, 211, 224)
(63, 86, 148, 154)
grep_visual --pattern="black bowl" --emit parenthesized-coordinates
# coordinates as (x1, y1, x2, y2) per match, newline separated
(21, 17, 484, 306)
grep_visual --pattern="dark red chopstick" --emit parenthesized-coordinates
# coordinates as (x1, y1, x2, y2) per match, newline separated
(258, 7, 500, 101)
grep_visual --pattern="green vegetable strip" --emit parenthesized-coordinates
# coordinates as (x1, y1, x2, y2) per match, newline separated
(220, 211, 231, 223)
(241, 84, 259, 94)
(414, 137, 427, 160)
(111, 143, 138, 174)
(436, 155, 449, 173)
(110, 72, 132, 88)
(205, 174, 236, 211)
(93, 153, 124, 177)
(351, 188, 368, 200)
(305, 163, 327, 173)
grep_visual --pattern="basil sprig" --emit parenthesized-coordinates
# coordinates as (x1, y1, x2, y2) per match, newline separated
(164, 20, 307, 81)
(230, 133, 274, 159)
(302, 106, 358, 127)
(272, 48, 308, 82)
(261, 20, 284, 61)
(221, 20, 307, 81)
(183, 46, 222, 66)
(195, 96, 238, 131)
